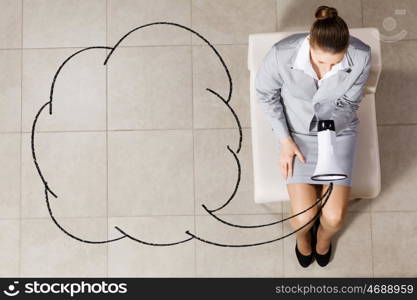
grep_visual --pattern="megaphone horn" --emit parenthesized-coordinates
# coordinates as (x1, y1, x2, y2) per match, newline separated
(311, 120, 347, 181)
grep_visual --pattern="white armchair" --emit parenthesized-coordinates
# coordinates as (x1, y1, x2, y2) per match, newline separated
(248, 28, 382, 203)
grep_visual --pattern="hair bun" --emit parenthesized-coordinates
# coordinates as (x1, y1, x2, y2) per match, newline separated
(315, 5, 338, 20)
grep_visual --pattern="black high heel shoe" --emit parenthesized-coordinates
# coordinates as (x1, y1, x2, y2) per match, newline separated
(295, 224, 315, 268)
(313, 216, 332, 267)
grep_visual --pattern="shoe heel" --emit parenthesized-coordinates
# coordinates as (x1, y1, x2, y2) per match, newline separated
(295, 241, 313, 268)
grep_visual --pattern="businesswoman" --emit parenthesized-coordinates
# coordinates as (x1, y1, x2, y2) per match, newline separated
(255, 5, 372, 268)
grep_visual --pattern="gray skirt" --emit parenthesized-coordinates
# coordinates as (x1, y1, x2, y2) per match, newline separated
(282, 127, 358, 187)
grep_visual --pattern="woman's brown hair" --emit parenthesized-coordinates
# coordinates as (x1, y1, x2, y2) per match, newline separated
(309, 5, 350, 54)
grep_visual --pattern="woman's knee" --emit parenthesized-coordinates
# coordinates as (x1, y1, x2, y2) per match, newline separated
(321, 209, 346, 230)
(319, 184, 350, 230)
(290, 211, 317, 230)
(287, 183, 318, 230)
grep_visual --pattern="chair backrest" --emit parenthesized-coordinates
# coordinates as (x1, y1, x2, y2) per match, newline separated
(247, 28, 382, 203)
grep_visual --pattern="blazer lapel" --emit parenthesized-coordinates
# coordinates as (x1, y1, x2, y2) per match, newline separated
(285, 34, 318, 101)
(312, 70, 350, 103)
(287, 68, 318, 101)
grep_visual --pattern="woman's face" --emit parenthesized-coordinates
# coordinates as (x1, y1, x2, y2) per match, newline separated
(309, 44, 345, 70)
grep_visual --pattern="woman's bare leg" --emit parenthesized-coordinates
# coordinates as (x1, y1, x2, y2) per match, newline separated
(316, 184, 351, 254)
(286, 183, 321, 255)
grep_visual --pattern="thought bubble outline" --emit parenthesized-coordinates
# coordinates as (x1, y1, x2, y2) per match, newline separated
(31, 22, 331, 247)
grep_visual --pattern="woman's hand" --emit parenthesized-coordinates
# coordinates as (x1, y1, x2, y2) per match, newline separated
(278, 136, 306, 179)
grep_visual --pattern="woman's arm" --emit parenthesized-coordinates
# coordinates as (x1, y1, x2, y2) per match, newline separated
(254, 45, 290, 141)
(330, 50, 372, 135)
(255, 44, 306, 178)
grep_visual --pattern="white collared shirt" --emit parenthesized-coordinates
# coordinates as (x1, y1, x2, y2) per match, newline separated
(293, 34, 350, 87)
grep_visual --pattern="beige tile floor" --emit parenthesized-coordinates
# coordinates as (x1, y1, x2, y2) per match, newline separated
(0, 0, 416, 278)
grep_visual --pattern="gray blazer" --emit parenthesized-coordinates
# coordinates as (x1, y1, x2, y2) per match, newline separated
(254, 32, 372, 138)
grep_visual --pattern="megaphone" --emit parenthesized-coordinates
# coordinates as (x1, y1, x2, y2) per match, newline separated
(311, 120, 347, 181)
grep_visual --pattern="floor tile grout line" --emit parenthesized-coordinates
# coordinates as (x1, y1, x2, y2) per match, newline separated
(5, 209, 417, 221)
(376, 123, 417, 126)
(19, 0, 23, 278)
(6, 123, 417, 136)
(8, 123, 417, 135)
(2, 37, 417, 51)
(0, 43, 251, 51)
(191, 0, 197, 278)
(8, 212, 288, 221)
(105, 0, 109, 279)
(16, 127, 250, 134)
(363, 0, 369, 277)
(275, 0, 278, 32)
(278, 0, 285, 278)
(370, 210, 375, 277)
